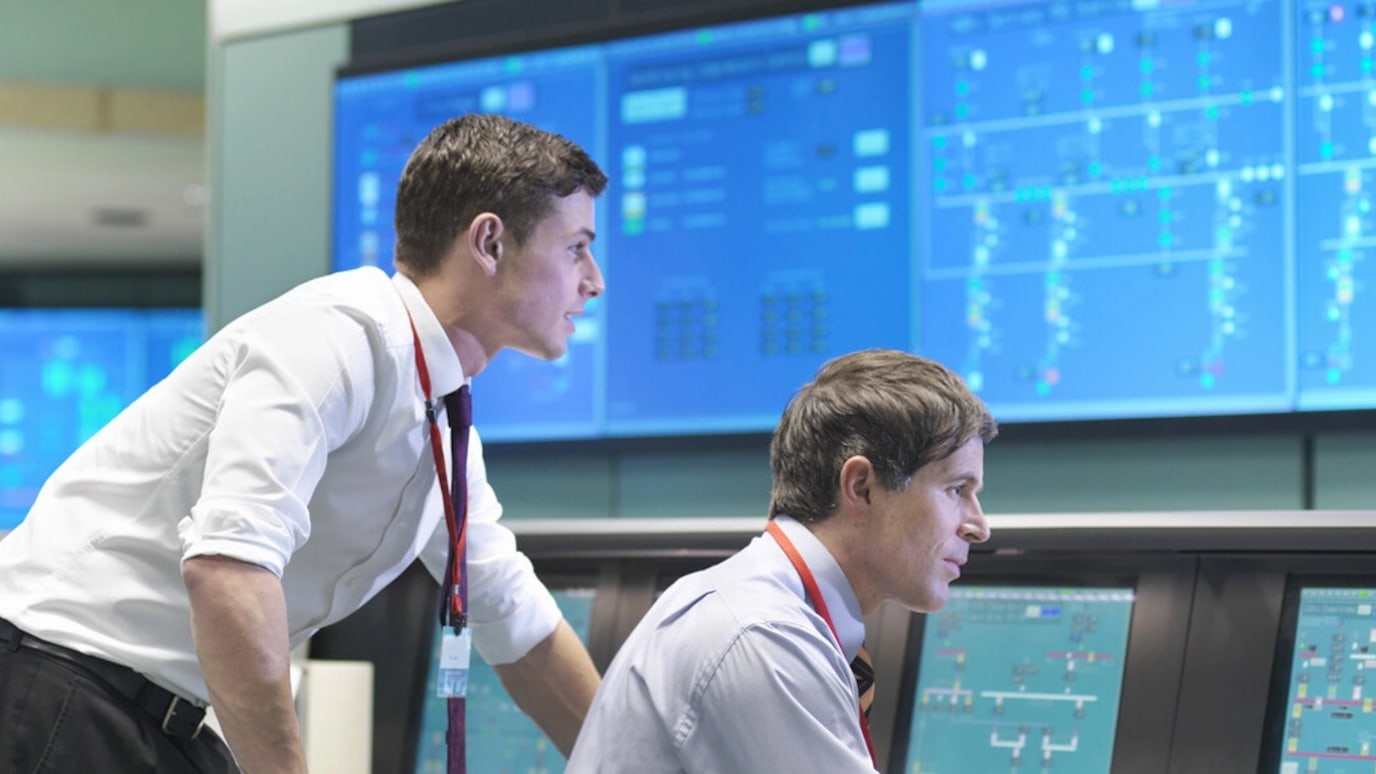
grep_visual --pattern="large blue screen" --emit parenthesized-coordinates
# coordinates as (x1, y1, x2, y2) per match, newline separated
(0, 308, 204, 531)
(334, 0, 1376, 441)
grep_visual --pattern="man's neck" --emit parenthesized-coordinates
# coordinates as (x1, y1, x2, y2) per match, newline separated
(407, 267, 491, 379)
(805, 513, 878, 617)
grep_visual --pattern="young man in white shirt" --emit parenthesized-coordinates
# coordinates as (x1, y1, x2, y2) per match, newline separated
(0, 114, 606, 773)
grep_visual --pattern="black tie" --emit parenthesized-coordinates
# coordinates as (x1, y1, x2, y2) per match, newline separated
(442, 385, 471, 774)
(852, 645, 874, 718)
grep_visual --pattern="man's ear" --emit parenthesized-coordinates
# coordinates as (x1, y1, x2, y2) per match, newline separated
(838, 455, 875, 513)
(466, 213, 505, 276)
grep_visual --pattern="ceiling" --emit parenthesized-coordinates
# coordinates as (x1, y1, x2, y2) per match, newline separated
(0, 0, 208, 268)
(0, 126, 204, 267)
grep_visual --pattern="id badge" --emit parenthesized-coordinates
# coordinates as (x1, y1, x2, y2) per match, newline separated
(436, 629, 472, 699)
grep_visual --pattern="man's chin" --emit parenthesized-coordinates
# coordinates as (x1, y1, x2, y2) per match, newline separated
(509, 340, 568, 362)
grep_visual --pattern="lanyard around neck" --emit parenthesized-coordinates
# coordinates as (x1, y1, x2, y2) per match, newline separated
(765, 520, 878, 769)
(404, 309, 467, 628)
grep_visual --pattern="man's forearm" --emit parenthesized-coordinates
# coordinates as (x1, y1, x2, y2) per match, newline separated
(183, 554, 307, 774)
(492, 619, 601, 756)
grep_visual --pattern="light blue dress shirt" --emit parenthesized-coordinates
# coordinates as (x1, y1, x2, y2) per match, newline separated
(567, 514, 877, 773)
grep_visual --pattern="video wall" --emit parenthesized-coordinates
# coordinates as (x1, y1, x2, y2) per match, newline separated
(0, 308, 204, 531)
(335, 0, 1376, 441)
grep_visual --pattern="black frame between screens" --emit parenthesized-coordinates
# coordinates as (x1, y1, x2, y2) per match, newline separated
(885, 553, 1198, 774)
(1167, 554, 1376, 774)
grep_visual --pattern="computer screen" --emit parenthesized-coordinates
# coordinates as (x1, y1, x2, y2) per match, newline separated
(1262, 584, 1376, 773)
(335, 0, 1376, 442)
(896, 585, 1136, 773)
(334, 2, 922, 442)
(413, 587, 596, 773)
(0, 308, 204, 532)
(914, 0, 1291, 421)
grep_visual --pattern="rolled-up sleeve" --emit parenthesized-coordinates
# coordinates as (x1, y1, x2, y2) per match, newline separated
(179, 310, 374, 576)
(419, 427, 561, 665)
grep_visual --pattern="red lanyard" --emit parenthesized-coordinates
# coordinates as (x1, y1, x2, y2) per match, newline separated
(405, 311, 467, 626)
(765, 520, 878, 768)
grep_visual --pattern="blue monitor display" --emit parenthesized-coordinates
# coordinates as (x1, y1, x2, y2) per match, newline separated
(915, 0, 1290, 421)
(902, 585, 1136, 773)
(0, 309, 204, 532)
(1270, 586, 1376, 771)
(413, 587, 595, 773)
(334, 3, 920, 441)
(334, 0, 1376, 442)
(599, 5, 915, 434)
(1295, 0, 1376, 410)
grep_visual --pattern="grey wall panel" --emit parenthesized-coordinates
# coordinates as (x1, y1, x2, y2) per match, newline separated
(616, 446, 771, 518)
(207, 25, 348, 332)
(484, 446, 618, 519)
(981, 434, 1306, 514)
(1313, 433, 1376, 509)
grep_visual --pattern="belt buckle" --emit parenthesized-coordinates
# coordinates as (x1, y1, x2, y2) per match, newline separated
(161, 695, 205, 739)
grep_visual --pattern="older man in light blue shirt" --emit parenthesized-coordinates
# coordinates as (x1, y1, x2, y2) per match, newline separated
(568, 349, 997, 772)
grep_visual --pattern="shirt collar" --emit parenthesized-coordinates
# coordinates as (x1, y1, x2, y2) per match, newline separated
(392, 271, 468, 397)
(772, 514, 867, 661)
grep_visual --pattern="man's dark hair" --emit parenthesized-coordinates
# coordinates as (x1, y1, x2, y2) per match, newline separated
(393, 113, 608, 277)
(769, 348, 998, 523)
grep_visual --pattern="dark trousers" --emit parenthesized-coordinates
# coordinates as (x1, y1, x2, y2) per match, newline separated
(0, 620, 239, 774)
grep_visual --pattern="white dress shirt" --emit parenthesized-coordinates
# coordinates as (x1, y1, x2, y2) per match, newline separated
(0, 267, 561, 703)
(566, 514, 877, 773)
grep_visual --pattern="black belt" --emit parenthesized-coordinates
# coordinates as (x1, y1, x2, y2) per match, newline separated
(0, 618, 207, 739)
